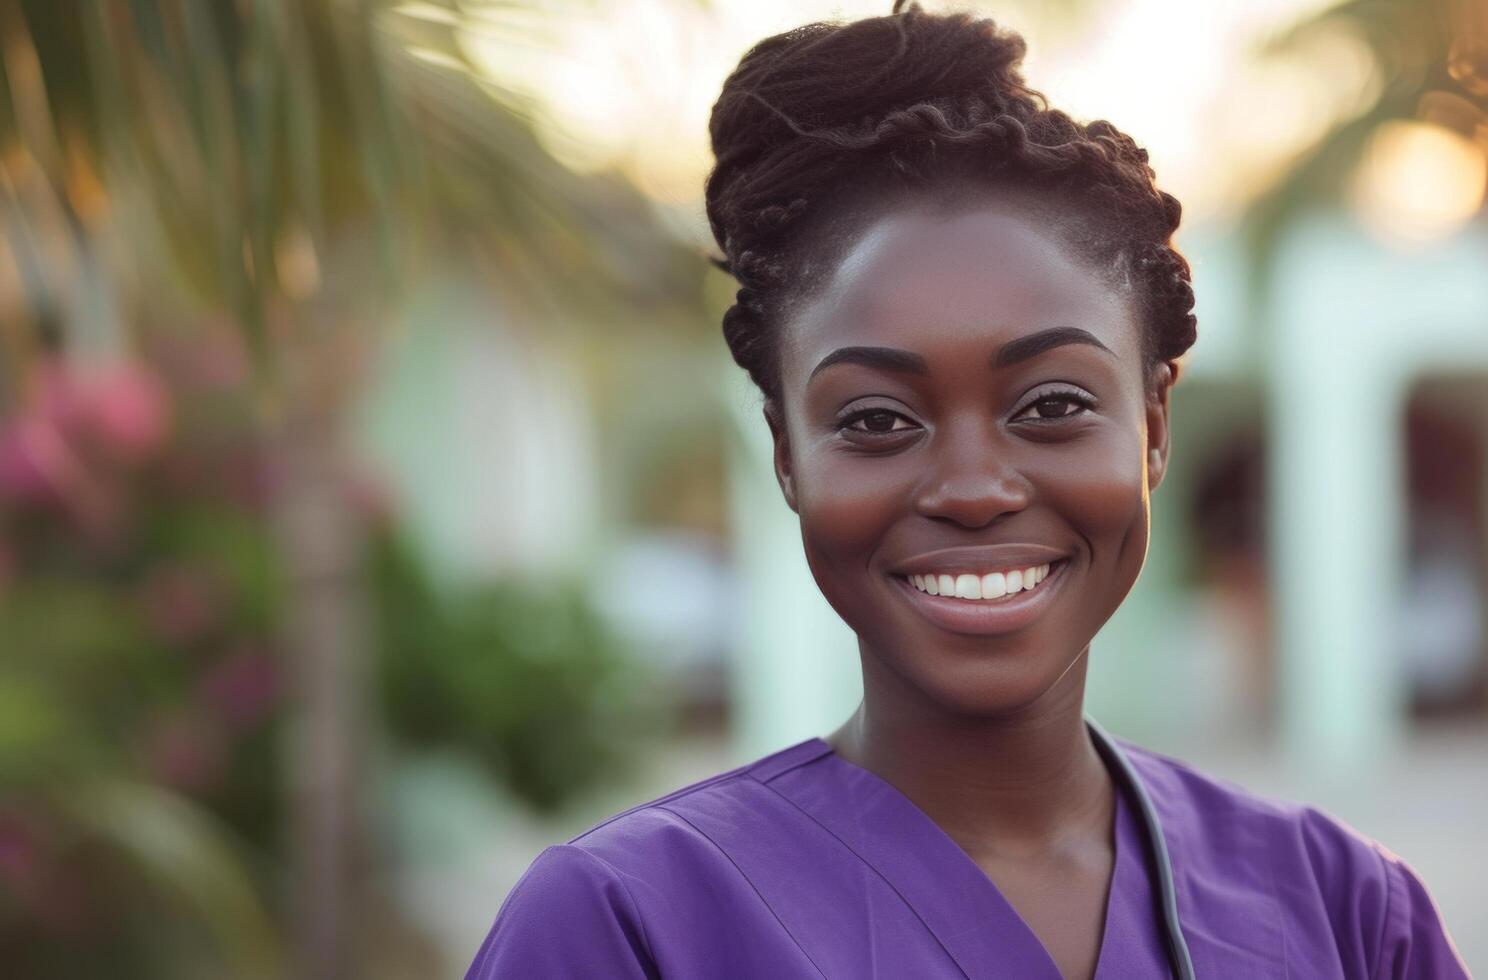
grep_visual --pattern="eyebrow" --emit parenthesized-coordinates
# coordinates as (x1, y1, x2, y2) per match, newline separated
(806, 326, 1115, 384)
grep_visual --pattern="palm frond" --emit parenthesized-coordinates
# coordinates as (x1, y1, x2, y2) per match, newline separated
(63, 778, 285, 978)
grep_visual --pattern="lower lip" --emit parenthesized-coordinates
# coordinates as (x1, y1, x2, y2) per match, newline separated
(889, 560, 1070, 636)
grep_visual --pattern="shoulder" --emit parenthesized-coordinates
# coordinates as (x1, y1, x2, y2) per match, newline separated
(465, 843, 659, 979)
(1114, 735, 1395, 888)
(1112, 736, 1469, 979)
(555, 735, 830, 870)
(467, 737, 829, 978)
(1115, 739, 1382, 909)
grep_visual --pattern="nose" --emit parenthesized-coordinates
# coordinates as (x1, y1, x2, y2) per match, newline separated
(913, 418, 1032, 528)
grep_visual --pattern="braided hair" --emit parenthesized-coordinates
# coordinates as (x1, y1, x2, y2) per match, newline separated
(704, 0, 1197, 411)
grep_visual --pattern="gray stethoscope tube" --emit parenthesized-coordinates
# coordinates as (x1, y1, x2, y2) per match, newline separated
(1085, 716, 1199, 980)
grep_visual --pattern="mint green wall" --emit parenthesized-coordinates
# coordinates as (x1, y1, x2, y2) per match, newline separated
(1267, 214, 1488, 778)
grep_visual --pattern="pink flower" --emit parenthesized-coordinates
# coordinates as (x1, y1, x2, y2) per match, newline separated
(0, 417, 61, 503)
(0, 358, 171, 506)
(85, 365, 170, 462)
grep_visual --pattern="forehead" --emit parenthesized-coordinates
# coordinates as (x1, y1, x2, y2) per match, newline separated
(780, 201, 1138, 390)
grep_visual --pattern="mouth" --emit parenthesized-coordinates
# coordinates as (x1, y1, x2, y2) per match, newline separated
(887, 558, 1071, 636)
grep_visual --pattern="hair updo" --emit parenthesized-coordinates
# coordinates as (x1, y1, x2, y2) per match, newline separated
(704, 0, 1198, 410)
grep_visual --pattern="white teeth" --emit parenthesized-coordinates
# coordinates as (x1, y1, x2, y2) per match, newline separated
(905, 563, 1055, 601)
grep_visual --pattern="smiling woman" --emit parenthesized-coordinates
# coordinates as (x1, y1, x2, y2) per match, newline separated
(466, 3, 1470, 979)
(774, 202, 1163, 727)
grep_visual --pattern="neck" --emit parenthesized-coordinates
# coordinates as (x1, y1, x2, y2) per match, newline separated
(825, 642, 1112, 858)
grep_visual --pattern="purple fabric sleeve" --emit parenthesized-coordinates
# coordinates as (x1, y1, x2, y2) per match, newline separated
(1372, 848, 1472, 980)
(465, 844, 661, 980)
(1297, 806, 1393, 977)
(1297, 805, 1470, 980)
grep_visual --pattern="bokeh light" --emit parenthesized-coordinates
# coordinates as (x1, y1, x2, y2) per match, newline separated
(1349, 119, 1488, 246)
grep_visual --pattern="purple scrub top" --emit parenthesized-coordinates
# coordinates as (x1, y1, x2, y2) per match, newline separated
(467, 731, 1471, 978)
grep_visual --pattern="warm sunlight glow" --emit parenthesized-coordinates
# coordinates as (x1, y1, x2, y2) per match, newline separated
(393, 2, 461, 27)
(1348, 120, 1488, 247)
(457, 0, 1359, 238)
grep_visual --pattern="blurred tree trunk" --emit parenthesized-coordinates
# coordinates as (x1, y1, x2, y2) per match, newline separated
(268, 298, 373, 980)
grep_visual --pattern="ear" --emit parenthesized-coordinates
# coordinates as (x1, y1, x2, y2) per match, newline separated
(1146, 361, 1175, 493)
(763, 400, 798, 514)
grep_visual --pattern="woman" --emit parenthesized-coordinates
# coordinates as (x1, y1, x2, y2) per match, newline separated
(467, 3, 1470, 977)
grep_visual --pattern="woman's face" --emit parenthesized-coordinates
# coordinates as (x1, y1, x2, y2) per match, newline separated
(767, 196, 1173, 717)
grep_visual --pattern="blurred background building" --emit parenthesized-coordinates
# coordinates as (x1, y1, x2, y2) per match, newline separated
(0, 0, 1485, 976)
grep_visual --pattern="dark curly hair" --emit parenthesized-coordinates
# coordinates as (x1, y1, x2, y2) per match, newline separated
(704, 0, 1197, 411)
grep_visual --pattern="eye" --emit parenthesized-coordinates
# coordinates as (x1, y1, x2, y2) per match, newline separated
(1014, 389, 1095, 423)
(837, 408, 919, 437)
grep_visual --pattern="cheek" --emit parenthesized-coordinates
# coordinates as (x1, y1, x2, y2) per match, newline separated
(793, 451, 908, 593)
(797, 457, 899, 550)
(1040, 425, 1151, 582)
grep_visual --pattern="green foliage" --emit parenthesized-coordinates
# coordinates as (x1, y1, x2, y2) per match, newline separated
(0, 0, 710, 972)
(370, 529, 670, 814)
(0, 352, 291, 977)
(0, 344, 667, 972)
(0, 779, 284, 980)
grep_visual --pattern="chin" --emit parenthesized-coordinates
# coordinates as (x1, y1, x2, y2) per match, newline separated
(854, 628, 1080, 719)
(917, 650, 1076, 717)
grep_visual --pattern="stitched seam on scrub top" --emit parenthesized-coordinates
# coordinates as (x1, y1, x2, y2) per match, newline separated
(655, 803, 829, 979)
(1367, 843, 1393, 980)
(754, 779, 971, 979)
(567, 845, 662, 973)
(1269, 827, 1290, 980)
(568, 771, 753, 845)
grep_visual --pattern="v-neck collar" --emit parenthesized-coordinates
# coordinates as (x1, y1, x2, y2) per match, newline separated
(752, 726, 1291, 978)
(755, 732, 1158, 980)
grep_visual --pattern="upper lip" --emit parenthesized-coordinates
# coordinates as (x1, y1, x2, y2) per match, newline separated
(887, 544, 1070, 576)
